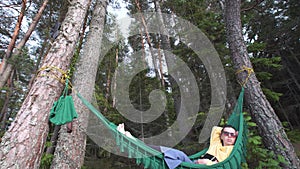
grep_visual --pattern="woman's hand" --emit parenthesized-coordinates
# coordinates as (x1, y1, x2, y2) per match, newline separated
(195, 159, 211, 164)
(194, 159, 217, 165)
(117, 123, 136, 140)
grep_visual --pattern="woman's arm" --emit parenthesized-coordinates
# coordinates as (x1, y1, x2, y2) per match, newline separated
(210, 126, 223, 144)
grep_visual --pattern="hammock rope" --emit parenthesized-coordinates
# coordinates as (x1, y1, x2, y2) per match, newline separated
(37, 66, 72, 86)
(236, 65, 253, 86)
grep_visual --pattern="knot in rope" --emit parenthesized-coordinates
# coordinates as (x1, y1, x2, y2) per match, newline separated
(235, 65, 253, 86)
(38, 66, 72, 89)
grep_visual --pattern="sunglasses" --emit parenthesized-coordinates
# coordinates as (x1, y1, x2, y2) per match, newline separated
(222, 131, 237, 138)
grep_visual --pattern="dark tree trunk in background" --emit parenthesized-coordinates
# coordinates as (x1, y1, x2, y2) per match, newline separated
(224, 0, 300, 168)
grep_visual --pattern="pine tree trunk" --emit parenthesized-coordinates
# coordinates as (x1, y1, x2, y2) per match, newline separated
(50, 0, 107, 168)
(224, 0, 300, 168)
(0, 0, 90, 168)
(0, 82, 13, 130)
(45, 126, 61, 154)
(0, 0, 26, 78)
(112, 48, 119, 108)
(134, 0, 159, 76)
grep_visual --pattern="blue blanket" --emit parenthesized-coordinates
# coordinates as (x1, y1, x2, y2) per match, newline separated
(161, 146, 193, 169)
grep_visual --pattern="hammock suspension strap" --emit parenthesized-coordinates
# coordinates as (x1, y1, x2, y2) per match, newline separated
(38, 65, 73, 89)
(236, 65, 253, 86)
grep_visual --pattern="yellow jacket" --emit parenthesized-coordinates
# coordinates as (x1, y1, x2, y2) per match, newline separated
(205, 126, 234, 165)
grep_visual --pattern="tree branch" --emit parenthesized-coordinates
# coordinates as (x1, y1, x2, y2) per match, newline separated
(241, 0, 263, 12)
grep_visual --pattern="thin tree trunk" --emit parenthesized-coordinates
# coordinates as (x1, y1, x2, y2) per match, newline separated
(277, 100, 293, 130)
(157, 43, 165, 87)
(134, 0, 159, 76)
(0, 97, 8, 129)
(224, 0, 300, 168)
(0, 82, 13, 130)
(0, 91, 9, 127)
(139, 28, 147, 69)
(0, 0, 26, 75)
(45, 125, 61, 154)
(0, 0, 90, 168)
(1, 72, 15, 130)
(152, 0, 166, 87)
(284, 57, 300, 92)
(112, 48, 118, 108)
(0, 0, 49, 88)
(50, 0, 107, 168)
(154, 0, 178, 139)
(104, 56, 111, 113)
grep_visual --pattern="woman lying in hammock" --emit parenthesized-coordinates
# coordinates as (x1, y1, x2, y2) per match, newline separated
(117, 123, 238, 169)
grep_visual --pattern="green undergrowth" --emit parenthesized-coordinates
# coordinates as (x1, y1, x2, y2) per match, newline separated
(243, 112, 288, 169)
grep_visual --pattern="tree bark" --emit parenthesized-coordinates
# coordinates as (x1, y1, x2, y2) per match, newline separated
(0, 0, 49, 88)
(0, 0, 90, 168)
(224, 0, 300, 168)
(50, 0, 107, 168)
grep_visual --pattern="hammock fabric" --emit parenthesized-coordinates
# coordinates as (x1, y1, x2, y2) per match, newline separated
(49, 80, 78, 125)
(75, 87, 247, 169)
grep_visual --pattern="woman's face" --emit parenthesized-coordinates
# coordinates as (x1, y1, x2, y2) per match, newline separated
(220, 127, 238, 146)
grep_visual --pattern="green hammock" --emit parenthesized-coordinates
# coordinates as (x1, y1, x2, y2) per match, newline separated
(49, 79, 78, 125)
(75, 87, 247, 169)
